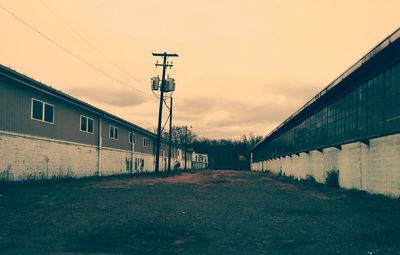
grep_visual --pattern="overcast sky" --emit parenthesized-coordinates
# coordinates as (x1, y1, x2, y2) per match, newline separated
(1, 0, 399, 139)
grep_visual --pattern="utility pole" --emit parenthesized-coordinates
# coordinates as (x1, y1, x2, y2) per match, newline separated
(167, 97, 173, 172)
(184, 125, 187, 171)
(152, 52, 178, 173)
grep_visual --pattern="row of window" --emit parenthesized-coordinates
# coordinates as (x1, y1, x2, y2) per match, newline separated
(255, 62, 400, 161)
(31, 98, 150, 147)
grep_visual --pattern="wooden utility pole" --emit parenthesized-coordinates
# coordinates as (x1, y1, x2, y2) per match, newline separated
(167, 97, 173, 172)
(184, 125, 187, 171)
(152, 52, 178, 173)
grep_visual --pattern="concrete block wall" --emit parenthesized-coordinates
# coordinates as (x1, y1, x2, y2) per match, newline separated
(291, 154, 300, 179)
(0, 132, 98, 180)
(323, 147, 340, 174)
(281, 155, 293, 176)
(251, 161, 262, 171)
(141, 153, 155, 173)
(309, 150, 324, 182)
(252, 133, 400, 197)
(100, 148, 132, 176)
(0, 131, 166, 181)
(265, 160, 272, 172)
(364, 134, 400, 196)
(338, 142, 367, 190)
(298, 152, 310, 179)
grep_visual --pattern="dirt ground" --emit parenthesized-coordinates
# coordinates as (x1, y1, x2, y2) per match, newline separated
(0, 170, 400, 255)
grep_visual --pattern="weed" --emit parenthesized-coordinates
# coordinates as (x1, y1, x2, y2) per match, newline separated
(305, 175, 316, 183)
(325, 169, 339, 188)
(0, 165, 12, 181)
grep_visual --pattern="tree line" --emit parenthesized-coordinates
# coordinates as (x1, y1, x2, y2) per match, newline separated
(161, 126, 262, 170)
(191, 134, 262, 170)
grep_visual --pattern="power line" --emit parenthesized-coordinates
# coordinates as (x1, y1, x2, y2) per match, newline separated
(0, 3, 153, 98)
(38, 0, 148, 90)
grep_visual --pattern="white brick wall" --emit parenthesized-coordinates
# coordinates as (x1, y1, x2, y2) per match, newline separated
(0, 131, 158, 181)
(338, 142, 367, 190)
(323, 147, 339, 174)
(298, 152, 310, 179)
(364, 134, 400, 196)
(309, 150, 324, 182)
(291, 154, 300, 179)
(100, 148, 131, 176)
(282, 155, 293, 176)
(251, 133, 400, 197)
(0, 132, 98, 180)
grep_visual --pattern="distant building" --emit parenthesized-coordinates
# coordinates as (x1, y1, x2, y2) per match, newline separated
(251, 28, 400, 197)
(192, 152, 208, 170)
(0, 64, 193, 181)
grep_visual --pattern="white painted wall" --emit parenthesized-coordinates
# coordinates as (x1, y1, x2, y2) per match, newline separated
(100, 148, 131, 176)
(338, 142, 367, 190)
(282, 155, 293, 176)
(364, 134, 400, 196)
(0, 131, 98, 180)
(252, 133, 400, 197)
(0, 131, 180, 181)
(298, 152, 310, 179)
(309, 150, 324, 182)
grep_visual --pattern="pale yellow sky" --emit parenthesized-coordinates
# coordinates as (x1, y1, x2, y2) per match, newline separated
(1, 0, 399, 139)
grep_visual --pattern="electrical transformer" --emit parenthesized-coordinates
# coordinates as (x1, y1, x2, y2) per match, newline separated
(164, 78, 176, 92)
(151, 77, 160, 90)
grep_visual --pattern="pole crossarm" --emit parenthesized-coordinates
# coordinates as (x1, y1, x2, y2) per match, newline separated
(152, 52, 179, 57)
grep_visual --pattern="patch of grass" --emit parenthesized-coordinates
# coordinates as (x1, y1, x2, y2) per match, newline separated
(305, 175, 316, 183)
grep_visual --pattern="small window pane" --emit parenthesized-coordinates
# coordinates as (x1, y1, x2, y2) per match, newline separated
(109, 127, 113, 138)
(44, 104, 54, 123)
(32, 100, 43, 120)
(114, 128, 119, 139)
(81, 116, 87, 131)
(87, 119, 93, 133)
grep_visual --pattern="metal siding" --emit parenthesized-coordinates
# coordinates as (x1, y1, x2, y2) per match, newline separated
(134, 132, 154, 154)
(0, 79, 98, 146)
(0, 67, 164, 158)
(101, 118, 131, 151)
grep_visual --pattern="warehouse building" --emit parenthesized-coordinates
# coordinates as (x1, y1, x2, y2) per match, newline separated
(251, 28, 400, 197)
(192, 152, 208, 170)
(0, 64, 191, 181)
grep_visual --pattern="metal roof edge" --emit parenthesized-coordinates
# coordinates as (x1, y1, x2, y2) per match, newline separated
(251, 26, 400, 151)
(0, 64, 156, 138)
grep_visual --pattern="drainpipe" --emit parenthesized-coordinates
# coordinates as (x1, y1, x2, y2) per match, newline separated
(131, 132, 135, 174)
(98, 117, 102, 176)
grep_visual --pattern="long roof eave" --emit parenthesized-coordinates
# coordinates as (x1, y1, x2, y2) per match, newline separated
(0, 64, 156, 138)
(251, 26, 400, 152)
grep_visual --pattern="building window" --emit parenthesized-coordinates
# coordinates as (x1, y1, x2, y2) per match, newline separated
(109, 125, 119, 140)
(31, 98, 54, 124)
(129, 132, 136, 144)
(80, 115, 94, 133)
(143, 137, 150, 147)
